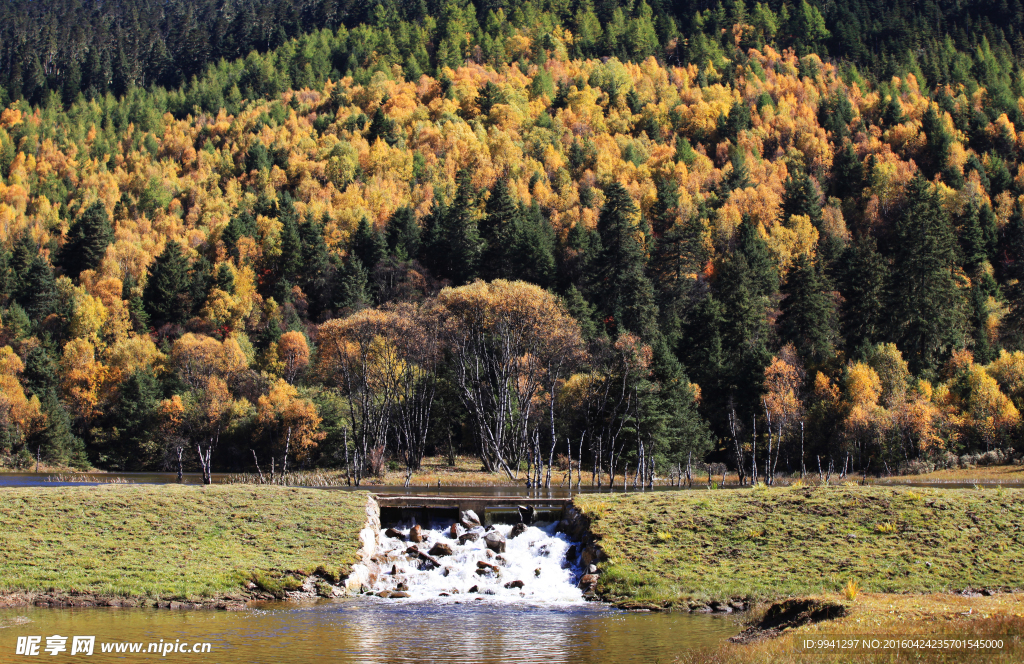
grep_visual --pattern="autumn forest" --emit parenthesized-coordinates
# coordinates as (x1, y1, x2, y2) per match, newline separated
(3, 0, 1024, 486)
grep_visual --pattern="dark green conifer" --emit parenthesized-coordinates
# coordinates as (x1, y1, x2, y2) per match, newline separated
(780, 170, 823, 228)
(352, 217, 388, 272)
(385, 207, 421, 259)
(595, 181, 659, 338)
(830, 142, 864, 199)
(887, 174, 966, 374)
(778, 253, 838, 363)
(143, 240, 191, 327)
(61, 201, 114, 278)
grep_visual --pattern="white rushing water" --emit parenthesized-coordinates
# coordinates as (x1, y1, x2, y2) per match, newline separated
(371, 520, 584, 604)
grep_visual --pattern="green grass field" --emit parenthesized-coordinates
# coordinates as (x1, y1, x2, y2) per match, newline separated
(0, 485, 368, 601)
(576, 484, 1024, 606)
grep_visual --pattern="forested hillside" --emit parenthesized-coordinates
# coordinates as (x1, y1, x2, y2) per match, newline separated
(2, 1, 1024, 484)
(5, 0, 1024, 105)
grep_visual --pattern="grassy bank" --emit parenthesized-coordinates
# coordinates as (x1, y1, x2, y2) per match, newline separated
(575, 485, 1024, 607)
(0, 485, 368, 602)
(679, 593, 1024, 663)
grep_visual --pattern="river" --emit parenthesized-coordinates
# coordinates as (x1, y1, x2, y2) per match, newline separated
(1, 601, 738, 662)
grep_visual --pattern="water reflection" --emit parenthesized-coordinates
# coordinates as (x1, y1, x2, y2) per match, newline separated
(0, 600, 738, 663)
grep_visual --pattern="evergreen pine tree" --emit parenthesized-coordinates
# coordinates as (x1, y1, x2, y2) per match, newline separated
(649, 337, 712, 466)
(959, 201, 987, 271)
(279, 211, 303, 283)
(366, 108, 398, 146)
(595, 181, 659, 338)
(559, 219, 603, 297)
(778, 253, 838, 363)
(424, 170, 482, 285)
(562, 285, 600, 341)
(223, 211, 257, 261)
(0, 244, 13, 305)
(737, 217, 779, 298)
(189, 255, 214, 314)
(479, 178, 521, 280)
(301, 217, 333, 319)
(30, 392, 87, 468)
(888, 174, 966, 374)
(19, 255, 57, 319)
(61, 201, 114, 278)
(680, 292, 728, 429)
(352, 217, 387, 272)
(971, 284, 994, 364)
(22, 344, 59, 399)
(385, 207, 421, 259)
(143, 241, 191, 327)
(780, 170, 823, 228)
(717, 253, 772, 407)
(333, 256, 369, 311)
(509, 202, 556, 287)
(215, 264, 235, 294)
(831, 142, 864, 199)
(922, 104, 953, 179)
(108, 369, 161, 469)
(840, 235, 888, 354)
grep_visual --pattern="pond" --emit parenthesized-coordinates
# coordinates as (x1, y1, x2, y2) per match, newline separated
(0, 600, 739, 663)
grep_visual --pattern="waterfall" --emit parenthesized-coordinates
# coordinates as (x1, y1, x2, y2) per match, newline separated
(370, 519, 584, 604)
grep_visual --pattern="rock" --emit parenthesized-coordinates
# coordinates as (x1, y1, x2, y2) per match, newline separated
(449, 523, 460, 539)
(385, 528, 404, 540)
(468, 585, 479, 593)
(485, 549, 495, 559)
(391, 565, 398, 575)
(510, 522, 528, 538)
(417, 551, 442, 569)
(377, 590, 392, 598)
(396, 583, 408, 592)
(588, 564, 598, 574)
(691, 604, 713, 613)
(476, 561, 500, 573)
(518, 505, 537, 524)
(494, 555, 507, 566)
(729, 600, 746, 611)
(429, 542, 454, 557)
(459, 532, 480, 545)
(390, 591, 410, 598)
(484, 531, 507, 553)
(565, 545, 578, 561)
(504, 580, 525, 589)
(409, 525, 424, 543)
(405, 546, 421, 556)
(534, 567, 542, 577)
(710, 601, 733, 613)
(578, 574, 599, 592)
(460, 510, 481, 529)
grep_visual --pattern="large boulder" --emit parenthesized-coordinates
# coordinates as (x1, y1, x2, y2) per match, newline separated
(578, 574, 599, 592)
(460, 510, 481, 529)
(509, 522, 528, 538)
(484, 530, 506, 553)
(458, 532, 480, 545)
(428, 542, 454, 557)
(409, 525, 424, 543)
(384, 528, 404, 540)
(504, 580, 524, 589)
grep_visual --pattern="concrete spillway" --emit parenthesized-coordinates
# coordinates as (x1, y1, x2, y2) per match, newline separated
(374, 494, 571, 527)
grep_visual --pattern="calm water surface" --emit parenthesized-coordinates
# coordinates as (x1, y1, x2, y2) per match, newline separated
(0, 600, 738, 663)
